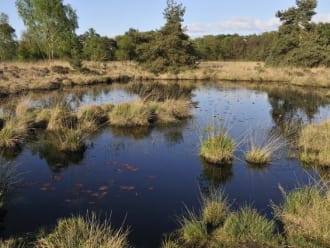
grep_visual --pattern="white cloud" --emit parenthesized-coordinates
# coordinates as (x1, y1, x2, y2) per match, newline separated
(187, 13, 330, 37)
(187, 17, 280, 36)
(313, 13, 330, 23)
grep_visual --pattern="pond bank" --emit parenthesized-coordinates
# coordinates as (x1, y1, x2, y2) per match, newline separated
(1, 61, 330, 98)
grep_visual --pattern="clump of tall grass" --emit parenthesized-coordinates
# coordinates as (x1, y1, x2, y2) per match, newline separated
(47, 105, 77, 131)
(202, 190, 229, 227)
(36, 212, 130, 248)
(108, 100, 155, 127)
(77, 104, 113, 128)
(244, 133, 284, 165)
(299, 120, 330, 167)
(200, 125, 235, 164)
(15, 101, 34, 116)
(214, 207, 281, 247)
(163, 190, 281, 248)
(0, 238, 25, 248)
(275, 185, 330, 248)
(55, 127, 86, 153)
(156, 100, 191, 124)
(0, 118, 28, 149)
(179, 210, 208, 247)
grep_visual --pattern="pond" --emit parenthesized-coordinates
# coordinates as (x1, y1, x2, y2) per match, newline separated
(1, 81, 330, 247)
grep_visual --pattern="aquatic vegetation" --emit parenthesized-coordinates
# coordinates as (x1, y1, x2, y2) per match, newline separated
(165, 190, 281, 248)
(55, 127, 86, 153)
(156, 100, 191, 124)
(108, 100, 155, 127)
(36, 212, 130, 248)
(47, 105, 77, 131)
(200, 126, 235, 164)
(245, 133, 284, 165)
(0, 238, 25, 248)
(77, 104, 113, 127)
(108, 100, 190, 127)
(299, 120, 330, 167)
(214, 207, 281, 247)
(275, 185, 330, 248)
(202, 191, 229, 227)
(0, 118, 28, 149)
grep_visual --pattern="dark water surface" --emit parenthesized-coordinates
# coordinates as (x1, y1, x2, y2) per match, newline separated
(1, 82, 330, 247)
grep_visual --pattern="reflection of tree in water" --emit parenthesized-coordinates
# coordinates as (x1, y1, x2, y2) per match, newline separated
(198, 159, 233, 191)
(28, 133, 84, 172)
(110, 127, 152, 140)
(267, 86, 330, 123)
(126, 81, 195, 101)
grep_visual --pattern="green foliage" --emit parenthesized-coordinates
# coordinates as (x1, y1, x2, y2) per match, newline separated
(200, 126, 235, 164)
(81, 28, 116, 61)
(136, 0, 198, 74)
(0, 13, 17, 61)
(16, 0, 79, 60)
(37, 212, 130, 248)
(275, 186, 330, 248)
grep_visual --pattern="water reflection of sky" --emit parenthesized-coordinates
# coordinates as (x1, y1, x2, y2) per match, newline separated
(1, 82, 328, 248)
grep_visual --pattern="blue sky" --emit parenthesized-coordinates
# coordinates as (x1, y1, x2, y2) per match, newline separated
(2, 0, 330, 37)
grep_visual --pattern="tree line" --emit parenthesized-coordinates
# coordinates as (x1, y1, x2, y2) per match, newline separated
(0, 0, 329, 72)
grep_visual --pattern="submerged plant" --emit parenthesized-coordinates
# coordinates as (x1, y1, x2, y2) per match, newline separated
(200, 125, 235, 164)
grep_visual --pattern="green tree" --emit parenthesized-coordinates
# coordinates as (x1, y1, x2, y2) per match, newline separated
(0, 13, 17, 60)
(16, 0, 78, 60)
(267, 0, 328, 67)
(137, 0, 198, 74)
(80, 29, 116, 61)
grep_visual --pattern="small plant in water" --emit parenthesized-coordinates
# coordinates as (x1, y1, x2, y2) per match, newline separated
(244, 131, 284, 165)
(37, 212, 130, 248)
(200, 125, 234, 164)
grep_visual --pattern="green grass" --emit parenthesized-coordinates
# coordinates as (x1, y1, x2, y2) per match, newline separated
(37, 212, 130, 248)
(179, 210, 208, 247)
(299, 120, 330, 167)
(215, 207, 281, 247)
(47, 105, 77, 131)
(0, 118, 28, 149)
(275, 185, 330, 248)
(200, 126, 235, 164)
(0, 238, 25, 248)
(245, 134, 284, 165)
(108, 100, 156, 127)
(202, 190, 229, 227)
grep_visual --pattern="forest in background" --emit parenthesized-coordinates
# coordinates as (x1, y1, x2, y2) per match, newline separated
(0, 0, 330, 73)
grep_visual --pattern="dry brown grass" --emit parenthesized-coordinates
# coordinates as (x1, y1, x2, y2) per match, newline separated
(1, 61, 330, 96)
(299, 120, 330, 167)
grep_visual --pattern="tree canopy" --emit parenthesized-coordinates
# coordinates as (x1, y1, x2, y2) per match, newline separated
(16, 0, 79, 60)
(136, 0, 198, 74)
(0, 13, 17, 60)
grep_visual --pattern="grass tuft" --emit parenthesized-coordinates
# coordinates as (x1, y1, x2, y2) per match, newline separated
(0, 118, 27, 149)
(179, 210, 208, 247)
(299, 120, 330, 167)
(215, 207, 281, 247)
(202, 190, 229, 227)
(200, 126, 235, 164)
(275, 185, 330, 248)
(245, 133, 284, 165)
(37, 212, 130, 248)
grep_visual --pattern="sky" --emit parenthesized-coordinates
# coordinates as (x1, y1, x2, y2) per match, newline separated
(1, 0, 330, 38)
